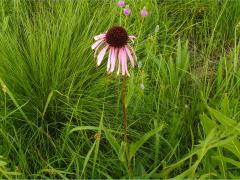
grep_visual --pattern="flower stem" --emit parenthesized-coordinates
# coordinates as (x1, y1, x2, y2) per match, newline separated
(121, 76, 133, 176)
(121, 75, 128, 143)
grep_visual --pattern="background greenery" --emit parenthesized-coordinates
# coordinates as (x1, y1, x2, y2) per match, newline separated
(0, 0, 240, 178)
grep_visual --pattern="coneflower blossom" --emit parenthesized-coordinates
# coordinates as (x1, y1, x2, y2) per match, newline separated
(118, 0, 125, 8)
(141, 7, 148, 17)
(91, 26, 137, 76)
(123, 6, 131, 16)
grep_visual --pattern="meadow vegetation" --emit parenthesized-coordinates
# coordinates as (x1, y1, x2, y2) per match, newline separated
(0, 0, 240, 178)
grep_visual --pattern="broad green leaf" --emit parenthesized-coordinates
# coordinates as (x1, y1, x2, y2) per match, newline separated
(208, 107, 239, 132)
(42, 90, 54, 119)
(97, 170, 113, 179)
(69, 126, 119, 134)
(69, 126, 99, 133)
(81, 141, 96, 178)
(221, 139, 240, 158)
(212, 156, 240, 167)
(129, 125, 164, 160)
(4, 171, 22, 176)
(169, 56, 176, 85)
(200, 113, 217, 136)
(176, 39, 182, 69)
(135, 162, 146, 177)
(210, 136, 236, 149)
(220, 94, 230, 115)
(104, 130, 120, 156)
(176, 40, 189, 81)
(118, 141, 126, 162)
(173, 166, 196, 179)
(158, 148, 199, 178)
(2, 16, 9, 32)
(0, 160, 7, 167)
(199, 172, 217, 179)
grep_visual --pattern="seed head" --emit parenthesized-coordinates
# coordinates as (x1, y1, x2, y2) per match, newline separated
(94, 132, 101, 140)
(2, 84, 7, 93)
(106, 26, 129, 48)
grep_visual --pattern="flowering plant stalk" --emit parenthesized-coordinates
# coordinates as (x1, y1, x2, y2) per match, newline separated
(92, 26, 137, 143)
(121, 75, 128, 142)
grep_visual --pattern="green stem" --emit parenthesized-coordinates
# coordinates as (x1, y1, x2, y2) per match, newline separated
(121, 75, 133, 177)
(120, 8, 122, 26)
(4, 93, 6, 116)
(121, 75, 128, 143)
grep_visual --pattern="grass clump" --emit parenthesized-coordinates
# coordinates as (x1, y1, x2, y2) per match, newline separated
(0, 0, 240, 178)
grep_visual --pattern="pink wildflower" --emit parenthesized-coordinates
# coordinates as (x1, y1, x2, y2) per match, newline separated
(141, 7, 148, 17)
(123, 6, 131, 16)
(92, 26, 137, 76)
(118, 0, 125, 8)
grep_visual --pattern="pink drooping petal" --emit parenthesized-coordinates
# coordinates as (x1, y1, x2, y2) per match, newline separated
(107, 48, 112, 72)
(97, 45, 108, 66)
(122, 49, 130, 76)
(110, 48, 117, 73)
(120, 48, 128, 76)
(129, 35, 136, 43)
(94, 41, 104, 57)
(117, 48, 122, 75)
(129, 35, 136, 39)
(91, 39, 104, 50)
(125, 46, 134, 67)
(128, 45, 137, 61)
(94, 34, 106, 40)
(120, 48, 125, 75)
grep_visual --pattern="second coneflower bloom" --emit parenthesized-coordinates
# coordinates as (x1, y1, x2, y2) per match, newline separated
(92, 26, 137, 76)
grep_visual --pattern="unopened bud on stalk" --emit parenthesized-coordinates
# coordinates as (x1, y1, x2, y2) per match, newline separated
(2, 84, 7, 93)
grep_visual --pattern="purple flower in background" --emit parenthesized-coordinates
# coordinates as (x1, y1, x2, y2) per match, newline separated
(123, 5, 131, 16)
(141, 7, 148, 17)
(118, 0, 125, 8)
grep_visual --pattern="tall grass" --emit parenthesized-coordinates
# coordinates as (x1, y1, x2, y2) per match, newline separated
(0, 0, 240, 178)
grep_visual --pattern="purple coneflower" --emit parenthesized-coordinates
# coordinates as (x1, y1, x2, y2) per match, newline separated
(123, 5, 131, 16)
(92, 26, 137, 76)
(118, 0, 125, 8)
(141, 6, 148, 17)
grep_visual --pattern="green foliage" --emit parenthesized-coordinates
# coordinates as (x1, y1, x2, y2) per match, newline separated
(0, 0, 240, 178)
(0, 156, 21, 178)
